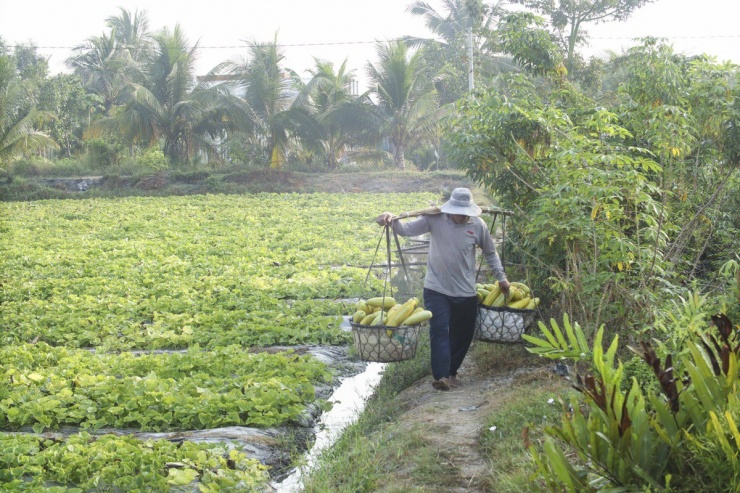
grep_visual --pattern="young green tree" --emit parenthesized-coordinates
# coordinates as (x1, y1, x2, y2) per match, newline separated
(12, 42, 49, 84)
(613, 39, 740, 283)
(490, 11, 565, 76)
(511, 0, 656, 74)
(37, 74, 96, 157)
(446, 37, 739, 332)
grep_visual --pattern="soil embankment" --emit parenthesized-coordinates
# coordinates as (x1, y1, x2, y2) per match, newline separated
(2, 169, 481, 200)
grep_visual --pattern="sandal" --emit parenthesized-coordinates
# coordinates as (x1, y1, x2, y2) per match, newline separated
(432, 379, 450, 391)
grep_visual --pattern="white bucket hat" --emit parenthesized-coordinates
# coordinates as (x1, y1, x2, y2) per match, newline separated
(440, 188, 482, 217)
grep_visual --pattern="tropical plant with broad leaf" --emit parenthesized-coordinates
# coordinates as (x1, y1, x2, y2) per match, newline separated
(214, 36, 320, 168)
(522, 313, 591, 361)
(525, 311, 740, 491)
(294, 58, 359, 168)
(66, 30, 131, 117)
(105, 7, 152, 65)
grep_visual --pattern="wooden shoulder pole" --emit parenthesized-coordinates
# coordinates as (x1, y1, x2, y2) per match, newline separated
(390, 205, 513, 221)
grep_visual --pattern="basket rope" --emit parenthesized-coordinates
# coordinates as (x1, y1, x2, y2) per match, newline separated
(475, 211, 500, 281)
(352, 223, 421, 362)
(363, 223, 394, 305)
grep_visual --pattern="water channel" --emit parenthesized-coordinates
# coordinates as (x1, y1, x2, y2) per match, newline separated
(271, 315, 386, 492)
(267, 238, 433, 490)
(271, 360, 386, 492)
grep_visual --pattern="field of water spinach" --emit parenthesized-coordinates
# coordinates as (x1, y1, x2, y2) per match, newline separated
(0, 192, 435, 491)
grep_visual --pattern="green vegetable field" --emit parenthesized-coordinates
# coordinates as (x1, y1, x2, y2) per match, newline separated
(0, 192, 434, 491)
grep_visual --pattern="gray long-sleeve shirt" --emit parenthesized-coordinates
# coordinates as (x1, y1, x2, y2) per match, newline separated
(392, 214, 507, 297)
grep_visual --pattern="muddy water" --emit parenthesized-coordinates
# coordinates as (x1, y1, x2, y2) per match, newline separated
(271, 316, 386, 492)
(271, 360, 386, 492)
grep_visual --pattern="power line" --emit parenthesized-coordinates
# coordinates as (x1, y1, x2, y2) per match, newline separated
(5, 38, 420, 51)
(7, 33, 740, 51)
(590, 34, 740, 40)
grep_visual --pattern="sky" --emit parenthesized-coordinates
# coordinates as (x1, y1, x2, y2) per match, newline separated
(1, 0, 740, 91)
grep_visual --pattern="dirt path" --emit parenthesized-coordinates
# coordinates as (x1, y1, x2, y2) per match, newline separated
(384, 354, 544, 492)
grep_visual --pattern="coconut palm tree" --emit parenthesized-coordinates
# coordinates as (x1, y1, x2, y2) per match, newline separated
(105, 7, 151, 64)
(88, 25, 222, 164)
(364, 41, 441, 169)
(406, 0, 515, 100)
(66, 31, 130, 116)
(0, 57, 57, 163)
(219, 37, 317, 168)
(67, 8, 151, 117)
(406, 0, 493, 46)
(297, 58, 359, 168)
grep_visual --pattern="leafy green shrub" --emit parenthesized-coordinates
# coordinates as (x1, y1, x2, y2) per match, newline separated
(6, 157, 48, 176)
(647, 284, 739, 365)
(410, 146, 438, 171)
(0, 177, 71, 201)
(719, 259, 740, 323)
(85, 138, 124, 168)
(620, 354, 659, 394)
(136, 147, 169, 171)
(677, 408, 740, 492)
(524, 311, 740, 492)
(650, 290, 710, 351)
(204, 174, 222, 188)
(47, 157, 90, 176)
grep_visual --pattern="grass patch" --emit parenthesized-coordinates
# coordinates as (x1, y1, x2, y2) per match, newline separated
(478, 374, 574, 492)
(470, 340, 540, 373)
(301, 334, 567, 492)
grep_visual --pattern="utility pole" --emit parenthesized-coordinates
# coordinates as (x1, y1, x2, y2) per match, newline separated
(467, 25, 474, 91)
(465, 0, 482, 92)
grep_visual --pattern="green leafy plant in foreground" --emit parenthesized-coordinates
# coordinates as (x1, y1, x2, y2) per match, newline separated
(0, 343, 331, 432)
(524, 312, 740, 491)
(0, 432, 268, 492)
(0, 193, 432, 350)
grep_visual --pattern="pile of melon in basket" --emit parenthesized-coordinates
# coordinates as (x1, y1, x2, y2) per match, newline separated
(477, 281, 540, 310)
(351, 297, 432, 327)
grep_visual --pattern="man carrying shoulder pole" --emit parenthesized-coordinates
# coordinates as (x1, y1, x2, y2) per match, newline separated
(377, 188, 510, 391)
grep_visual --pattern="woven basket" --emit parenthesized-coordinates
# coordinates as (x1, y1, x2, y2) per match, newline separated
(350, 322, 423, 362)
(475, 304, 535, 343)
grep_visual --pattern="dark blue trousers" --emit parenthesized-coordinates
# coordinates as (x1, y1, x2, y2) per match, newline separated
(423, 288, 478, 381)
